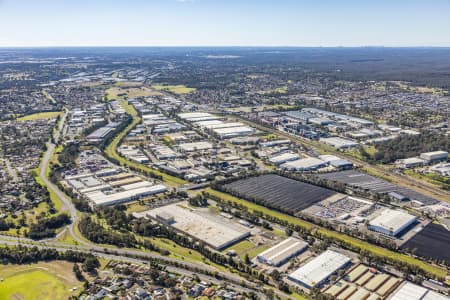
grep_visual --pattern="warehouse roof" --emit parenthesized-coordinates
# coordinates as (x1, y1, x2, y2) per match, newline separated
(390, 282, 449, 300)
(179, 141, 213, 152)
(212, 126, 255, 136)
(281, 157, 326, 170)
(269, 152, 300, 164)
(141, 203, 251, 250)
(86, 184, 167, 206)
(288, 250, 351, 288)
(369, 209, 416, 234)
(257, 237, 308, 266)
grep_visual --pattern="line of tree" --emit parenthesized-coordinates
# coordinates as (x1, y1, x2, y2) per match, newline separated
(0, 245, 99, 273)
(368, 131, 449, 163)
(28, 213, 71, 240)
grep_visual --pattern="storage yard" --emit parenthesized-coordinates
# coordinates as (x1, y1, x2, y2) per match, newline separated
(221, 174, 338, 213)
(135, 202, 252, 250)
(303, 195, 374, 221)
(325, 264, 402, 300)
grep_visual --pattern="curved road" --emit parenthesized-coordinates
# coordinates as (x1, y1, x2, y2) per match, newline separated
(0, 109, 274, 297)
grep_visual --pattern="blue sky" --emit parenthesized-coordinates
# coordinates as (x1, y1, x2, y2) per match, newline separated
(0, 0, 449, 47)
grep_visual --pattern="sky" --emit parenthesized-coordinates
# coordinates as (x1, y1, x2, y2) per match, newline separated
(0, 0, 450, 47)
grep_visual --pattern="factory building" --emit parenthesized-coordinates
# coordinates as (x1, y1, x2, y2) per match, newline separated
(320, 137, 359, 149)
(138, 203, 251, 250)
(212, 126, 255, 139)
(268, 152, 300, 165)
(257, 237, 308, 267)
(281, 157, 328, 171)
(178, 141, 213, 152)
(86, 184, 167, 206)
(368, 209, 417, 237)
(395, 157, 425, 169)
(288, 250, 351, 289)
(420, 151, 448, 163)
(390, 282, 449, 300)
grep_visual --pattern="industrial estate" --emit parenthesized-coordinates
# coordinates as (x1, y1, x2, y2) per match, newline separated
(0, 43, 450, 300)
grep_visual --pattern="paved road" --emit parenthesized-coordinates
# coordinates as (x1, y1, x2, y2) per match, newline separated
(0, 108, 292, 299)
(0, 236, 266, 297)
(38, 110, 84, 244)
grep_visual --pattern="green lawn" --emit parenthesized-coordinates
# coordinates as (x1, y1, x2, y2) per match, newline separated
(206, 188, 447, 279)
(153, 84, 196, 94)
(0, 262, 82, 300)
(16, 111, 62, 121)
(42, 90, 56, 104)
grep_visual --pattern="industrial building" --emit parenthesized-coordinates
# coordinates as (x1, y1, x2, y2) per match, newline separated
(212, 126, 255, 139)
(85, 184, 167, 206)
(178, 112, 220, 122)
(86, 122, 118, 144)
(281, 157, 328, 171)
(395, 157, 425, 169)
(257, 237, 308, 267)
(368, 209, 417, 237)
(320, 137, 359, 149)
(288, 250, 351, 289)
(178, 141, 213, 152)
(138, 203, 251, 250)
(390, 282, 449, 300)
(420, 151, 448, 163)
(268, 152, 300, 165)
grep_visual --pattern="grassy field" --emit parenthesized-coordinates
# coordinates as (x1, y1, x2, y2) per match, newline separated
(0, 261, 83, 300)
(153, 84, 196, 94)
(42, 90, 56, 104)
(16, 111, 62, 121)
(105, 86, 162, 101)
(206, 188, 447, 279)
(404, 169, 450, 190)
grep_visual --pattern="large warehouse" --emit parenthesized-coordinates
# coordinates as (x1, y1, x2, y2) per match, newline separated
(368, 209, 417, 237)
(281, 157, 328, 171)
(390, 282, 449, 300)
(212, 126, 255, 139)
(86, 184, 167, 206)
(257, 237, 308, 267)
(140, 203, 251, 250)
(420, 151, 448, 163)
(288, 250, 351, 289)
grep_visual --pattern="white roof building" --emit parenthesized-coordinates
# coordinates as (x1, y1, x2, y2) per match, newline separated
(368, 209, 417, 237)
(420, 151, 448, 162)
(320, 137, 359, 149)
(390, 282, 449, 300)
(288, 250, 351, 288)
(268, 152, 300, 165)
(281, 157, 328, 171)
(213, 126, 255, 139)
(86, 184, 167, 206)
(178, 141, 213, 152)
(257, 237, 308, 267)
